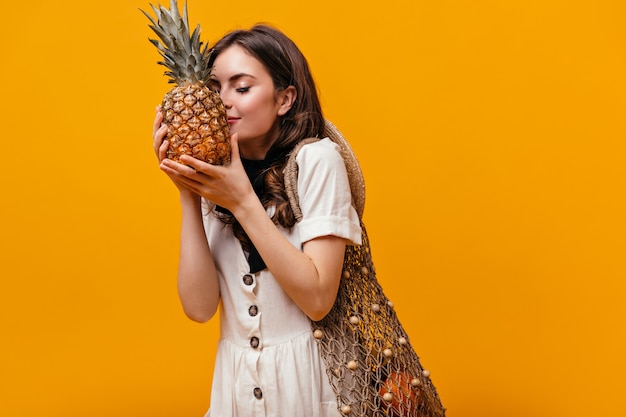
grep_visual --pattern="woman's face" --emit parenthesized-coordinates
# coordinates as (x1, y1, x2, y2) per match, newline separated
(210, 45, 294, 159)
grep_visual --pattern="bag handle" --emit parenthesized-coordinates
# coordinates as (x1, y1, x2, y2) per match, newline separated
(284, 120, 366, 222)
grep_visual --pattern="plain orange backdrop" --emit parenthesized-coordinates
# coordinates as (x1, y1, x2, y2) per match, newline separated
(1, 0, 625, 416)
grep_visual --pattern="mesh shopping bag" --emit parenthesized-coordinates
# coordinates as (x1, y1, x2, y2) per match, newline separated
(284, 121, 446, 417)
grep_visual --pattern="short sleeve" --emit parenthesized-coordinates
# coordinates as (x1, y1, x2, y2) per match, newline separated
(294, 138, 362, 245)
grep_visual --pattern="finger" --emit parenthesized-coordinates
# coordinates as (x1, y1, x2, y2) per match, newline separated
(229, 133, 240, 161)
(222, 133, 244, 173)
(160, 165, 202, 194)
(179, 154, 213, 176)
(161, 158, 200, 181)
(153, 124, 168, 155)
(157, 137, 170, 162)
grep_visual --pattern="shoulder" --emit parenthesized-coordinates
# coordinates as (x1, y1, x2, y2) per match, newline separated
(295, 137, 344, 168)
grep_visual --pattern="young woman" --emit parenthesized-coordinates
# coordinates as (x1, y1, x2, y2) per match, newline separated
(152, 25, 361, 416)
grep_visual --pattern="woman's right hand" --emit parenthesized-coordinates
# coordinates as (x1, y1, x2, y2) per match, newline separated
(153, 106, 169, 163)
(154, 108, 219, 322)
(152, 107, 197, 199)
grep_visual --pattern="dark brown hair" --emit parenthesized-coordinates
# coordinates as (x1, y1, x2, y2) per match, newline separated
(209, 25, 325, 244)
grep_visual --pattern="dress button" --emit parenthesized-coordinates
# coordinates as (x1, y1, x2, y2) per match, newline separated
(253, 387, 263, 399)
(243, 274, 254, 286)
(250, 336, 259, 349)
(248, 305, 258, 316)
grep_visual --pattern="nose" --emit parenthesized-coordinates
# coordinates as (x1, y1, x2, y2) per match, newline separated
(218, 90, 232, 109)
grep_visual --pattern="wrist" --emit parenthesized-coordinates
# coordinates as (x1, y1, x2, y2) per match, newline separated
(231, 192, 263, 221)
(179, 190, 201, 207)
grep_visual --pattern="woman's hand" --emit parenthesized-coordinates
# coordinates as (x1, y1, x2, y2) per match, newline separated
(152, 107, 197, 197)
(159, 133, 256, 213)
(152, 106, 221, 322)
(152, 106, 169, 163)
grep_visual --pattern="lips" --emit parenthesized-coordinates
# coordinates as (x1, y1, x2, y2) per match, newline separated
(227, 117, 240, 125)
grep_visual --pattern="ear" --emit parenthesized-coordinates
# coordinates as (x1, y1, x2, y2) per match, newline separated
(277, 86, 297, 116)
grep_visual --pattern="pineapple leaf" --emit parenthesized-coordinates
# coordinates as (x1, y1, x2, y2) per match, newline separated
(170, 5, 191, 57)
(147, 27, 174, 51)
(190, 26, 201, 51)
(142, 0, 212, 85)
(139, 7, 158, 28)
(169, 0, 181, 23)
(149, 3, 162, 19)
(182, 1, 190, 32)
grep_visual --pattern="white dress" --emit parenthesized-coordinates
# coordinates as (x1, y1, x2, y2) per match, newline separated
(203, 138, 362, 417)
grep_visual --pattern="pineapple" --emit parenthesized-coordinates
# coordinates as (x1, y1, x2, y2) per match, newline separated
(142, 0, 230, 165)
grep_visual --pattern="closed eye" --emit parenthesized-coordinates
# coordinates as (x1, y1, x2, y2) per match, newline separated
(236, 86, 250, 94)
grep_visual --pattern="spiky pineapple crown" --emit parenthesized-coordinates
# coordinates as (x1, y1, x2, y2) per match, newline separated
(142, 0, 212, 85)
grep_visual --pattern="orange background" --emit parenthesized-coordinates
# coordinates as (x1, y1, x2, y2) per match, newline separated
(1, 0, 625, 416)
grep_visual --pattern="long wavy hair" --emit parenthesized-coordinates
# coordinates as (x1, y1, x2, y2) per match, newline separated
(208, 25, 325, 247)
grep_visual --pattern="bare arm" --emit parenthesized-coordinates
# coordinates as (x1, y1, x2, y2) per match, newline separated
(175, 193, 220, 322)
(153, 109, 220, 323)
(161, 135, 346, 321)
(234, 197, 346, 321)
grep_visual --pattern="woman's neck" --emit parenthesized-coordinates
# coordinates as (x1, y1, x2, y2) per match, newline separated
(238, 123, 280, 160)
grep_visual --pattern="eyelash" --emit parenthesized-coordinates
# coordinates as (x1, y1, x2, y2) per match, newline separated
(209, 86, 250, 95)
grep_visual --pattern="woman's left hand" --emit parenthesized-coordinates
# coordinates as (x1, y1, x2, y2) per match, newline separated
(159, 134, 256, 211)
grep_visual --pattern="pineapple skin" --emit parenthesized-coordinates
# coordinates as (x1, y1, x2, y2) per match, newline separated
(162, 83, 231, 165)
(142, 0, 230, 166)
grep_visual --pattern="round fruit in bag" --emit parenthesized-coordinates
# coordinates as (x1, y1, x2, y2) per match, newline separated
(378, 371, 420, 416)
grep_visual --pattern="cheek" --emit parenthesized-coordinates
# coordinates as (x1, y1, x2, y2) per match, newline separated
(243, 95, 278, 122)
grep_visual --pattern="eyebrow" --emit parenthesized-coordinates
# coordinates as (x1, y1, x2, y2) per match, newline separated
(228, 73, 256, 82)
(210, 73, 257, 86)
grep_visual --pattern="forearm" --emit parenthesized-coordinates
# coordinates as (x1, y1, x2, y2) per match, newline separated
(233, 198, 345, 321)
(176, 192, 220, 322)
